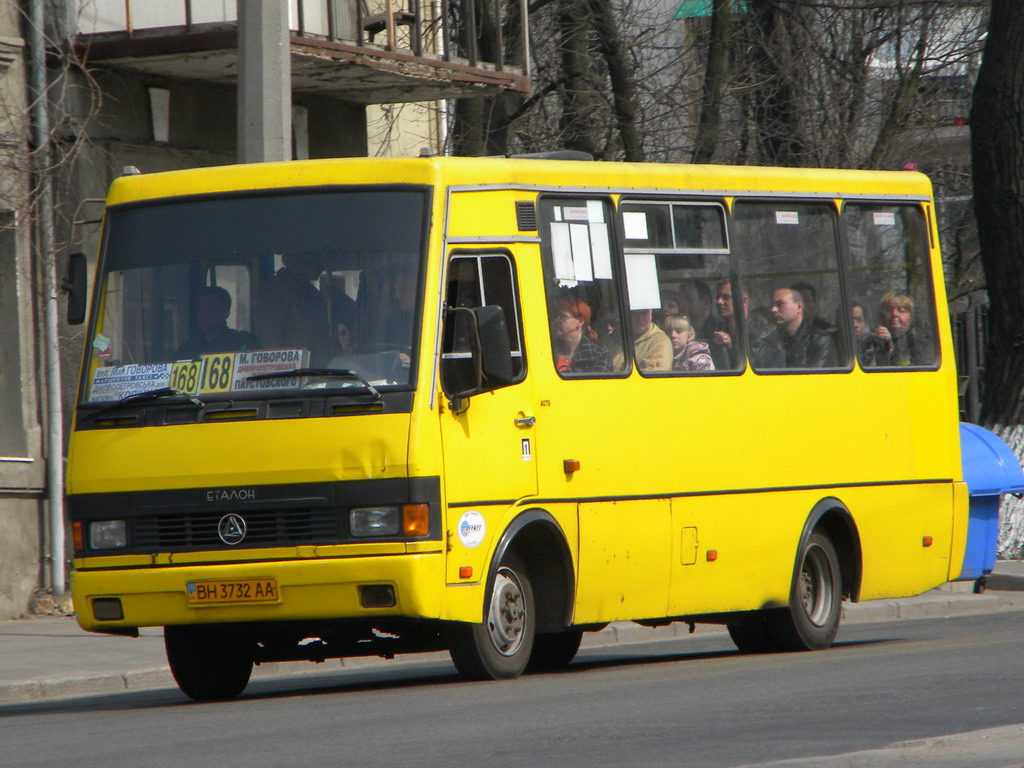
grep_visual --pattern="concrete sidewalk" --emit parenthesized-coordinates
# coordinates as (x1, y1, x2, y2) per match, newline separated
(3, 561, 1024, 706)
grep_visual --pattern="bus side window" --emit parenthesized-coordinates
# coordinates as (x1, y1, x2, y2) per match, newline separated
(732, 201, 849, 372)
(538, 197, 628, 377)
(844, 204, 938, 369)
(443, 252, 526, 382)
(619, 200, 734, 373)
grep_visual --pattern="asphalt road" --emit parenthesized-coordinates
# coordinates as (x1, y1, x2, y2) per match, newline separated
(3, 610, 1023, 768)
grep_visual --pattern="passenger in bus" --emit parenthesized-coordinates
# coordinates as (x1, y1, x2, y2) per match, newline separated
(677, 281, 714, 339)
(551, 298, 612, 374)
(791, 280, 844, 362)
(256, 253, 333, 365)
(860, 291, 934, 366)
(664, 314, 714, 371)
(174, 286, 259, 360)
(631, 308, 673, 372)
(851, 301, 869, 343)
(751, 287, 837, 369)
(654, 289, 682, 330)
(709, 279, 749, 369)
(332, 294, 359, 356)
(596, 309, 625, 370)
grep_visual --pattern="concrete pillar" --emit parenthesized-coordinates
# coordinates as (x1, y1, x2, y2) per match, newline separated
(237, 0, 292, 163)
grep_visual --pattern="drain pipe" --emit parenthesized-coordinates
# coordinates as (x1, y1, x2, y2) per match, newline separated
(27, 0, 66, 596)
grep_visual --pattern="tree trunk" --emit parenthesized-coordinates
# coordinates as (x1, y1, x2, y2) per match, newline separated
(747, 0, 805, 166)
(971, 0, 1024, 557)
(588, 0, 644, 161)
(692, 0, 732, 164)
(558, 0, 599, 157)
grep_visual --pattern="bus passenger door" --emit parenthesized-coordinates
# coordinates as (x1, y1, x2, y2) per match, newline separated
(439, 251, 536, 580)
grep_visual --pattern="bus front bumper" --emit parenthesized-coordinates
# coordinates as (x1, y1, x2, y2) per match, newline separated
(71, 552, 444, 632)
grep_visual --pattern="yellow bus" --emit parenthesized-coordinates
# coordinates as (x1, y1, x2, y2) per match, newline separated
(68, 155, 970, 700)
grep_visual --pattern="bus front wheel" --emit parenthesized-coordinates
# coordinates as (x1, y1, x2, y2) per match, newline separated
(448, 552, 535, 680)
(164, 624, 254, 701)
(768, 532, 842, 651)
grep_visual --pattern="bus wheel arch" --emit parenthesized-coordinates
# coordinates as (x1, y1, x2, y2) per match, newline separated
(490, 508, 576, 634)
(800, 498, 863, 604)
(447, 509, 576, 680)
(767, 498, 862, 652)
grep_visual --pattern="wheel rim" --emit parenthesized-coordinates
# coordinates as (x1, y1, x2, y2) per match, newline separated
(799, 544, 835, 627)
(486, 566, 528, 657)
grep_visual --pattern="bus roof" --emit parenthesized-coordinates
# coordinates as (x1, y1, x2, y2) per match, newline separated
(105, 155, 934, 207)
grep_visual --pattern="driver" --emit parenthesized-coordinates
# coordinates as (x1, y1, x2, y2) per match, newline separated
(256, 253, 333, 365)
(175, 286, 259, 360)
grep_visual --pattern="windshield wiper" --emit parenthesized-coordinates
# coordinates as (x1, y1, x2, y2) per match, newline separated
(87, 387, 205, 420)
(246, 368, 381, 400)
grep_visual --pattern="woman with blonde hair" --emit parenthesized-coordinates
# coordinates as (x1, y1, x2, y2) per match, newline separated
(664, 314, 715, 371)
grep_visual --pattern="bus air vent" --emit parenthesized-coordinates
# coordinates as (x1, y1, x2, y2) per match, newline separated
(516, 201, 537, 231)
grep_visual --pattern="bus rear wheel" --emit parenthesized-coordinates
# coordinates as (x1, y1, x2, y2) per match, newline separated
(767, 532, 842, 651)
(448, 552, 535, 680)
(164, 624, 254, 701)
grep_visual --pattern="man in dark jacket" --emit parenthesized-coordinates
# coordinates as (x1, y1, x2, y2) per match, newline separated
(751, 287, 837, 369)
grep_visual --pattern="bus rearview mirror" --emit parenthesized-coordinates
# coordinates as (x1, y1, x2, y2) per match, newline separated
(64, 252, 88, 325)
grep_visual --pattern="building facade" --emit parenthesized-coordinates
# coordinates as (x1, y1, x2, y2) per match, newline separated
(0, 0, 527, 618)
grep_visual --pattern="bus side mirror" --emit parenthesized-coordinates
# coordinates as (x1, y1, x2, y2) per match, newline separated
(64, 252, 88, 325)
(475, 304, 514, 389)
(441, 305, 514, 407)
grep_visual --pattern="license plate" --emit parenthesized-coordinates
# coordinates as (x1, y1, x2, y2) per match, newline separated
(186, 579, 279, 605)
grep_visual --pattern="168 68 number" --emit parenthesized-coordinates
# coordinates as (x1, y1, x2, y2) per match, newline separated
(170, 353, 235, 395)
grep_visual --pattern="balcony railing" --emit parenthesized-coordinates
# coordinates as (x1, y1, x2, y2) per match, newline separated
(75, 0, 530, 77)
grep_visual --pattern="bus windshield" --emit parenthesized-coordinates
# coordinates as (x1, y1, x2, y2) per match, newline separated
(82, 188, 428, 405)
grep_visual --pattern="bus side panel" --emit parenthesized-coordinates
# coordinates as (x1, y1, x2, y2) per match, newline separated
(573, 499, 672, 623)
(667, 493, 796, 617)
(853, 482, 956, 600)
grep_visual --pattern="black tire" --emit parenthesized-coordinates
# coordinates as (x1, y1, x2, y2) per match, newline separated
(164, 625, 254, 701)
(448, 552, 535, 680)
(527, 629, 583, 672)
(767, 532, 843, 651)
(727, 614, 781, 654)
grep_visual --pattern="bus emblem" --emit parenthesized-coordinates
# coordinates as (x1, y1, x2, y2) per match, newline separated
(218, 514, 247, 546)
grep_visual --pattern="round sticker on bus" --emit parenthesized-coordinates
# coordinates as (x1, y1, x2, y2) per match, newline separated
(457, 510, 486, 549)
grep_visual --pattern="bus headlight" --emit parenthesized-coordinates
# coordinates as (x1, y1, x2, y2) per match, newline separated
(89, 520, 127, 550)
(350, 507, 400, 537)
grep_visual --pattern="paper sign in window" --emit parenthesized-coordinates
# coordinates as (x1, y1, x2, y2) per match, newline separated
(625, 253, 661, 310)
(569, 223, 594, 282)
(550, 222, 575, 281)
(589, 222, 613, 279)
(873, 211, 897, 226)
(775, 211, 799, 225)
(623, 211, 649, 240)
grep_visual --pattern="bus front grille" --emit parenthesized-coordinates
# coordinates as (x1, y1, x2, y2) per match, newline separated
(133, 509, 341, 550)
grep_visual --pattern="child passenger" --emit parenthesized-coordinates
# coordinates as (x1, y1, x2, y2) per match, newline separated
(664, 314, 715, 372)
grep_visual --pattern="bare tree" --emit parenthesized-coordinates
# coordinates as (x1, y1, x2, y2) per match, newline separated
(971, 0, 1024, 557)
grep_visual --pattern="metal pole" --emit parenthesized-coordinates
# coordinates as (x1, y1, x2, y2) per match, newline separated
(237, 0, 292, 163)
(27, 0, 67, 596)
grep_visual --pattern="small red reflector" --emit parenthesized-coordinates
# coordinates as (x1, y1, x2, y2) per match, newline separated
(922, 536, 933, 547)
(563, 459, 581, 474)
(459, 567, 473, 579)
(707, 550, 718, 562)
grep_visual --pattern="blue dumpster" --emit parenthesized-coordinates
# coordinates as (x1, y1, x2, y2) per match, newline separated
(955, 423, 1024, 582)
